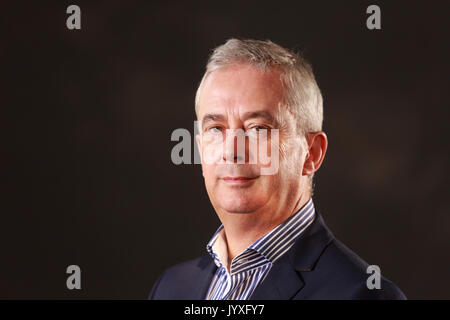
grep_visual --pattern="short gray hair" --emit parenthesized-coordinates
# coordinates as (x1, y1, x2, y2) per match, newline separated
(195, 38, 323, 137)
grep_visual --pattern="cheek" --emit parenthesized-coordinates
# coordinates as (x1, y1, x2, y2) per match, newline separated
(279, 140, 306, 174)
(201, 134, 223, 165)
(201, 163, 215, 180)
(255, 174, 281, 194)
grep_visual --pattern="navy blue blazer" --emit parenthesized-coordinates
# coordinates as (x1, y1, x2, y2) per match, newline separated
(149, 210, 406, 300)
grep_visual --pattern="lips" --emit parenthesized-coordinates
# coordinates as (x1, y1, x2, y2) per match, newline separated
(222, 176, 258, 184)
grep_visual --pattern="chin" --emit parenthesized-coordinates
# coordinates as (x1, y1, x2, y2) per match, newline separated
(217, 193, 266, 214)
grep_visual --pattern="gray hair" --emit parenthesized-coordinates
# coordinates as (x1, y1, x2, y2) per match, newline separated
(195, 38, 324, 137)
(195, 38, 324, 195)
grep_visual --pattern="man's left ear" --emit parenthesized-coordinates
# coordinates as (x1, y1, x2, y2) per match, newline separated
(302, 131, 328, 176)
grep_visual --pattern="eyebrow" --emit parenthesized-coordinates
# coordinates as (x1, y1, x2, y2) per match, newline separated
(241, 110, 278, 126)
(201, 110, 279, 129)
(201, 113, 227, 129)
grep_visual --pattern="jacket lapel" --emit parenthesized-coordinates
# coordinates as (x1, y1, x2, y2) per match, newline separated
(250, 210, 334, 300)
(189, 254, 218, 299)
(249, 253, 305, 300)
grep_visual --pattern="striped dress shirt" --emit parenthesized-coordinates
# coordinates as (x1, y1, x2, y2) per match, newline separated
(205, 198, 316, 300)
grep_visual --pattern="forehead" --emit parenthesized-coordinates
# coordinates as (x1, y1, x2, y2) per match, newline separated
(197, 64, 285, 118)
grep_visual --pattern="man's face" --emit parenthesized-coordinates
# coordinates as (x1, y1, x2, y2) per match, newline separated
(196, 64, 309, 216)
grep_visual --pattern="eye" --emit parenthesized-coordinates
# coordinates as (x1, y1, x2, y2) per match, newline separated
(207, 126, 223, 133)
(248, 125, 269, 132)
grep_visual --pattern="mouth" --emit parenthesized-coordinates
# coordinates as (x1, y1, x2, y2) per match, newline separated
(221, 176, 258, 185)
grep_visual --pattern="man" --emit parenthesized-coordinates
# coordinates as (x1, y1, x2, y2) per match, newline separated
(149, 39, 406, 300)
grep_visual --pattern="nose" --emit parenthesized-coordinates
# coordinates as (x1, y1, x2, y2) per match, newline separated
(223, 129, 246, 164)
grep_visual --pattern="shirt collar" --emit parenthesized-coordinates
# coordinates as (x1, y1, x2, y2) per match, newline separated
(206, 198, 316, 272)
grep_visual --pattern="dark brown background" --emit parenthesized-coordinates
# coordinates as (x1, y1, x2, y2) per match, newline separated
(2, 0, 449, 299)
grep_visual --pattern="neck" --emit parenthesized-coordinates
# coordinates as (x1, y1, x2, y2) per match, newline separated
(220, 193, 310, 261)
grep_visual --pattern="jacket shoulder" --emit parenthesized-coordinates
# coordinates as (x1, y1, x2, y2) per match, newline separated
(148, 254, 214, 300)
(300, 237, 406, 300)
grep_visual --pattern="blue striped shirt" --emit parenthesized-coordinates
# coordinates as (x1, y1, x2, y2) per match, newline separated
(205, 198, 316, 300)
